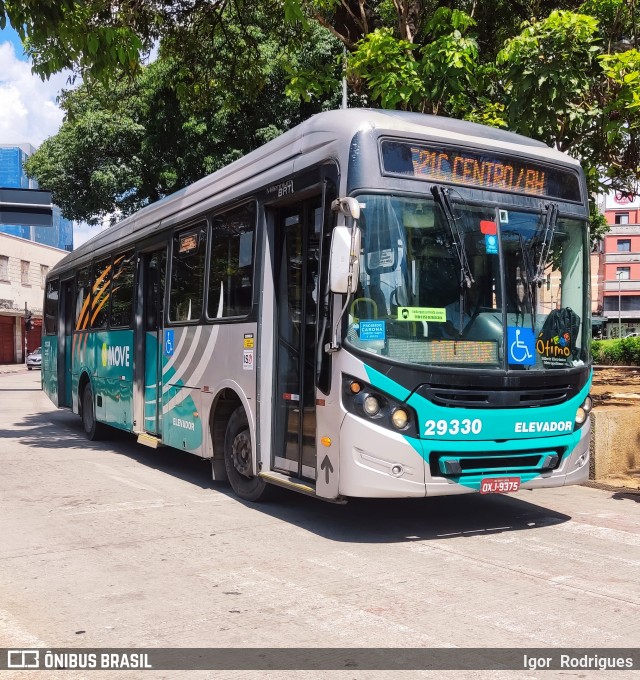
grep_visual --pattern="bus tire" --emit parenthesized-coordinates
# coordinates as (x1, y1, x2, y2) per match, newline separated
(81, 383, 104, 441)
(224, 406, 269, 502)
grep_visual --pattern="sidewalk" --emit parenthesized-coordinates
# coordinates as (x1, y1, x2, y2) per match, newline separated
(0, 363, 28, 374)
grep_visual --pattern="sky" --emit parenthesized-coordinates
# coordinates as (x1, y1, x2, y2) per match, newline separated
(0, 25, 101, 246)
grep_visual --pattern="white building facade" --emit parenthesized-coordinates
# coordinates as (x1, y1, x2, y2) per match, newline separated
(0, 232, 66, 363)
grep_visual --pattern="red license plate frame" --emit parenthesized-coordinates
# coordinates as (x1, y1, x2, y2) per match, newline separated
(480, 477, 521, 494)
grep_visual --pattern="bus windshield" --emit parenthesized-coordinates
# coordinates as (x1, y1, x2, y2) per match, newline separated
(346, 193, 589, 371)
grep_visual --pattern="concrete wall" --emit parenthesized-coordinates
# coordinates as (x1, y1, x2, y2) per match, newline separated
(590, 407, 640, 485)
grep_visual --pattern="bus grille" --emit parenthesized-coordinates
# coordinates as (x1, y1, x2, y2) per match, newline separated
(430, 449, 564, 478)
(417, 383, 573, 409)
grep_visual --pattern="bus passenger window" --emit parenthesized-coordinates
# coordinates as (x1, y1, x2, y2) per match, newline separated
(91, 258, 111, 329)
(208, 203, 256, 319)
(44, 279, 59, 335)
(170, 224, 207, 322)
(110, 250, 136, 328)
(75, 266, 91, 331)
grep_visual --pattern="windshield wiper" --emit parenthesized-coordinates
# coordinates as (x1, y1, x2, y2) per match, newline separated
(518, 232, 537, 329)
(533, 202, 559, 286)
(431, 185, 474, 289)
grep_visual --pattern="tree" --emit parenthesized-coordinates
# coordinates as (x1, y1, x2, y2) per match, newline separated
(24, 8, 340, 223)
(13, 0, 640, 239)
(284, 0, 640, 240)
(492, 8, 640, 205)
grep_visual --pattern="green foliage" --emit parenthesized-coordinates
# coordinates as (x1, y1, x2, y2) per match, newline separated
(4, 0, 152, 81)
(9, 0, 640, 232)
(348, 8, 478, 114)
(589, 199, 609, 246)
(592, 337, 640, 365)
(349, 28, 424, 109)
(24, 6, 337, 224)
(496, 11, 601, 150)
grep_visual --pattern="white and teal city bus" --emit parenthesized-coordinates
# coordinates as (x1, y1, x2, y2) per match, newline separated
(42, 109, 593, 502)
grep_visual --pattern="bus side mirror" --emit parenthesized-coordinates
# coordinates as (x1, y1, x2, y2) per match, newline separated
(330, 225, 361, 294)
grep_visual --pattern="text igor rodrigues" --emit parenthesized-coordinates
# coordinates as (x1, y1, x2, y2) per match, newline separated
(524, 653, 634, 671)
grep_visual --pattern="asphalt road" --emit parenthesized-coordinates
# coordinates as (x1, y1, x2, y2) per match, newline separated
(0, 369, 639, 679)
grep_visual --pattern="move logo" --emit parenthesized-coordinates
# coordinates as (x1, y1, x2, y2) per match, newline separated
(101, 342, 131, 368)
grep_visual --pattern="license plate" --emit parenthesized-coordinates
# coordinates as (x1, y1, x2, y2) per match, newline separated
(480, 477, 521, 494)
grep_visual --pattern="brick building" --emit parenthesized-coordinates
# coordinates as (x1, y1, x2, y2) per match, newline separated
(0, 233, 66, 363)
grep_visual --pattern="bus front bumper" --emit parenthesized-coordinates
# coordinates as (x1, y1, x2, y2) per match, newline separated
(339, 413, 590, 498)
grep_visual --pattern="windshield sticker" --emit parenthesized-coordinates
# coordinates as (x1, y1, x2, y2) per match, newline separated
(537, 307, 580, 367)
(485, 234, 498, 254)
(480, 220, 497, 235)
(358, 320, 386, 341)
(507, 326, 536, 365)
(537, 332, 572, 366)
(397, 307, 446, 322)
(367, 249, 394, 269)
(499, 210, 509, 223)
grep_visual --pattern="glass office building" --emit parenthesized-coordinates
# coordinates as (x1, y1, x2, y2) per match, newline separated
(0, 144, 73, 251)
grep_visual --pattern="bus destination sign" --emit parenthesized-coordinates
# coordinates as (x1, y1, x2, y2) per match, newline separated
(380, 140, 581, 202)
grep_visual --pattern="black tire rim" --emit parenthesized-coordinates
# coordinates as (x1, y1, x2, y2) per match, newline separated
(231, 429, 251, 477)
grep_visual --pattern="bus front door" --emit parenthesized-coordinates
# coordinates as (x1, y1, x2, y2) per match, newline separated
(273, 197, 322, 481)
(141, 250, 166, 436)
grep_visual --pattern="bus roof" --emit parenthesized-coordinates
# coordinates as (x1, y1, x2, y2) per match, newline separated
(50, 108, 581, 276)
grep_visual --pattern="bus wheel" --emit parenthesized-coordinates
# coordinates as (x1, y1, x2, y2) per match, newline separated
(81, 383, 104, 441)
(224, 406, 269, 502)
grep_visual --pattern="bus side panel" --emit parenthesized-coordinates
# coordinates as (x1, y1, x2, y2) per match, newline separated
(91, 330, 135, 431)
(161, 323, 258, 457)
(41, 336, 58, 405)
(164, 385, 202, 452)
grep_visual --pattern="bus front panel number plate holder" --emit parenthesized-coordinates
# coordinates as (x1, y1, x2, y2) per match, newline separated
(479, 477, 521, 494)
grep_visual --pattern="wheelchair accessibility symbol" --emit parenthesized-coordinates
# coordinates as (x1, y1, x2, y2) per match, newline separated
(507, 326, 535, 365)
(164, 329, 175, 356)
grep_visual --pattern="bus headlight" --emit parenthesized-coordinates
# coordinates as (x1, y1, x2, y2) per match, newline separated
(342, 374, 418, 437)
(574, 407, 587, 425)
(391, 409, 408, 429)
(575, 395, 593, 428)
(363, 395, 380, 416)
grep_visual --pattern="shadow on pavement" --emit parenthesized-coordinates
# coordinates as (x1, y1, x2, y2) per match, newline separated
(2, 409, 215, 491)
(238, 488, 572, 544)
(8, 406, 572, 543)
(612, 490, 640, 503)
